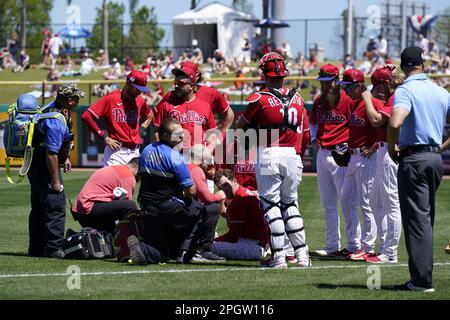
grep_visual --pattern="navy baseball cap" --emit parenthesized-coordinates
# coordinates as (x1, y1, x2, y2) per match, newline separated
(400, 46, 425, 68)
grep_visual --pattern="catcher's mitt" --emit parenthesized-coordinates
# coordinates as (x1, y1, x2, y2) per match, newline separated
(331, 149, 351, 167)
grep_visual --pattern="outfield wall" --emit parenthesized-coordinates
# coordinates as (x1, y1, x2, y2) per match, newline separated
(1, 103, 449, 174)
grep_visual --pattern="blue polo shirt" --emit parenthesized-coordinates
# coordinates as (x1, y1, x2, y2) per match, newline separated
(38, 117, 70, 154)
(139, 142, 193, 202)
(393, 73, 450, 148)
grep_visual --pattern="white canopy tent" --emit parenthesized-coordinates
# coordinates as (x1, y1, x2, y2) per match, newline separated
(171, 2, 255, 62)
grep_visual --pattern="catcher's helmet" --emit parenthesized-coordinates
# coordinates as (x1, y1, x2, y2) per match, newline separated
(258, 52, 287, 78)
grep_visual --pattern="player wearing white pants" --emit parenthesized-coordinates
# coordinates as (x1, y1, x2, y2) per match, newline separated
(238, 52, 310, 268)
(362, 66, 404, 263)
(103, 145, 140, 166)
(309, 64, 354, 257)
(338, 68, 386, 261)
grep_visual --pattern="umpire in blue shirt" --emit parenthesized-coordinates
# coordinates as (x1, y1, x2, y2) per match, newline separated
(127, 118, 201, 265)
(388, 47, 450, 292)
(27, 84, 85, 258)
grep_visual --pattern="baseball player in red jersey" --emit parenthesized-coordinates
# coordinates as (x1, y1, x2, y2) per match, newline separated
(212, 169, 269, 260)
(338, 68, 384, 261)
(237, 52, 310, 268)
(160, 61, 234, 131)
(82, 70, 153, 166)
(309, 64, 355, 258)
(153, 65, 216, 150)
(362, 66, 403, 264)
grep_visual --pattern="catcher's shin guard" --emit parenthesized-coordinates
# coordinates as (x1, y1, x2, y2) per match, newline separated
(261, 196, 285, 255)
(281, 201, 308, 257)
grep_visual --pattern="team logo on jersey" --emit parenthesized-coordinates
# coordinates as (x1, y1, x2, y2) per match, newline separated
(349, 113, 366, 127)
(318, 110, 346, 124)
(112, 108, 139, 124)
(168, 110, 207, 125)
(233, 161, 255, 174)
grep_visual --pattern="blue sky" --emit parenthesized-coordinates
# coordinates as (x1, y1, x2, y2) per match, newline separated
(51, 0, 449, 59)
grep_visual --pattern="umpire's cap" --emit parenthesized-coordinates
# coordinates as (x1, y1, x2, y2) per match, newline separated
(57, 83, 86, 100)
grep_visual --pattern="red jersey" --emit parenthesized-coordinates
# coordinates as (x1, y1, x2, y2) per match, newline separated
(241, 87, 305, 148)
(309, 91, 352, 147)
(153, 94, 216, 148)
(161, 85, 229, 115)
(215, 186, 269, 246)
(85, 90, 152, 145)
(348, 98, 382, 148)
(218, 140, 257, 190)
(295, 107, 310, 156)
(374, 95, 393, 142)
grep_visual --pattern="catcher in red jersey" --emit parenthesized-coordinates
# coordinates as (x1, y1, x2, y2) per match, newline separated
(309, 64, 355, 258)
(236, 52, 310, 269)
(153, 65, 216, 151)
(82, 70, 153, 166)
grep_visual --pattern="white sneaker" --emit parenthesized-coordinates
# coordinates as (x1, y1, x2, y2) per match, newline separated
(260, 252, 288, 269)
(297, 257, 312, 268)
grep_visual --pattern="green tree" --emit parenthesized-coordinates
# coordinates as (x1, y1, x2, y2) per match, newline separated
(0, 0, 53, 63)
(434, 7, 450, 49)
(126, 3, 165, 61)
(86, 2, 125, 62)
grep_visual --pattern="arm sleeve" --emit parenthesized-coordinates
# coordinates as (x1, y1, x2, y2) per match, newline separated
(153, 101, 166, 129)
(205, 107, 217, 131)
(82, 110, 105, 139)
(190, 167, 223, 204)
(140, 101, 153, 122)
(309, 100, 318, 125)
(241, 101, 260, 124)
(374, 98, 392, 119)
(393, 87, 412, 112)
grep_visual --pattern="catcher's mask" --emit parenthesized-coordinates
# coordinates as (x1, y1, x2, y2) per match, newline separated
(258, 52, 287, 78)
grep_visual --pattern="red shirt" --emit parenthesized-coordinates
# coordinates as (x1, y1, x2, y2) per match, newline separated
(188, 164, 223, 204)
(73, 165, 136, 215)
(85, 90, 152, 145)
(348, 98, 382, 148)
(309, 91, 352, 147)
(241, 88, 305, 148)
(215, 186, 269, 246)
(161, 85, 229, 115)
(153, 95, 216, 148)
(374, 95, 393, 142)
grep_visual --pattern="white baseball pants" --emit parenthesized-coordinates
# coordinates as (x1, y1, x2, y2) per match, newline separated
(316, 148, 348, 252)
(103, 145, 140, 166)
(341, 151, 377, 253)
(370, 144, 401, 259)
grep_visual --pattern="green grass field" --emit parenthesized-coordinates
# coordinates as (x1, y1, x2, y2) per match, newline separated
(0, 170, 449, 300)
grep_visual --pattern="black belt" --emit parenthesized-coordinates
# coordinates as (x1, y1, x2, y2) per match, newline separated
(121, 142, 140, 149)
(321, 143, 347, 151)
(399, 145, 441, 157)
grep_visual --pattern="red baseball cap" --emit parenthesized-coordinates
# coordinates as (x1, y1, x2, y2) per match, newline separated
(127, 70, 149, 92)
(317, 64, 339, 81)
(371, 67, 393, 87)
(338, 69, 365, 85)
(172, 65, 197, 83)
(180, 61, 199, 75)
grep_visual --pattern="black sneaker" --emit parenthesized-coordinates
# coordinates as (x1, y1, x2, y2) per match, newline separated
(176, 250, 191, 264)
(127, 236, 147, 266)
(191, 251, 226, 263)
(393, 281, 435, 293)
(43, 248, 65, 259)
